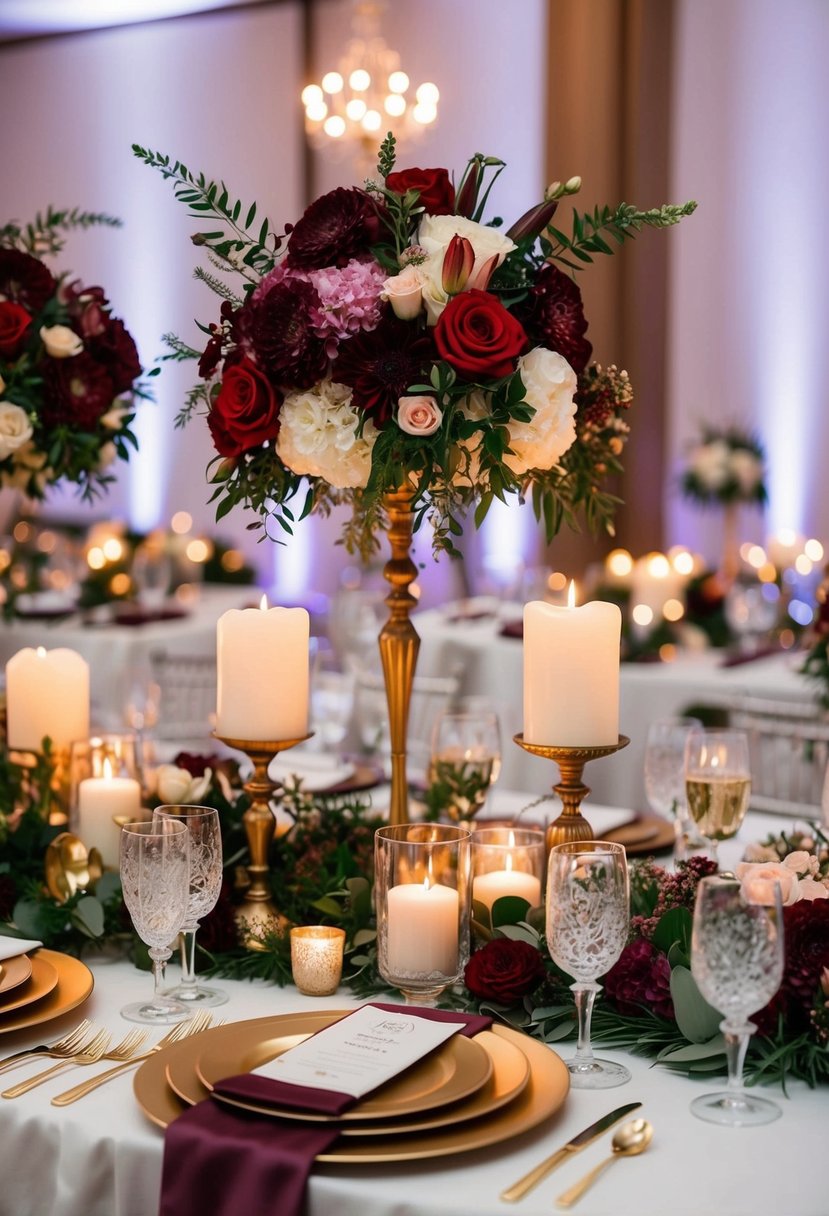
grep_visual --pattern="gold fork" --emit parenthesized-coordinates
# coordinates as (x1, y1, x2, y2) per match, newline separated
(51, 1012, 215, 1106)
(1, 1028, 117, 1099)
(0, 1021, 101, 1076)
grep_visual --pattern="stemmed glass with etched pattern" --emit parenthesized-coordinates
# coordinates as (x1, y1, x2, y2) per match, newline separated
(152, 804, 228, 1008)
(546, 841, 630, 1088)
(119, 819, 190, 1024)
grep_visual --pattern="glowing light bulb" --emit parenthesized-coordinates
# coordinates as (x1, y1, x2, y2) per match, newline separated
(346, 98, 367, 121)
(388, 70, 409, 93)
(384, 93, 406, 116)
(349, 68, 370, 91)
(323, 115, 346, 137)
(416, 82, 440, 105)
(361, 109, 382, 132)
(306, 100, 328, 122)
(412, 102, 437, 125)
(805, 538, 824, 561)
(607, 548, 633, 577)
(321, 71, 343, 94)
(301, 84, 323, 106)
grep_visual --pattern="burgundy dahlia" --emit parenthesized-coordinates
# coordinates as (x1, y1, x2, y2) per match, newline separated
(89, 317, 141, 395)
(287, 187, 384, 270)
(238, 278, 327, 390)
(604, 938, 675, 1020)
(0, 247, 56, 313)
(516, 262, 592, 374)
(61, 280, 110, 338)
(332, 317, 434, 426)
(41, 352, 115, 429)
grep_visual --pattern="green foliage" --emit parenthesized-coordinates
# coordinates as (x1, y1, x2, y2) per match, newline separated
(544, 201, 698, 272)
(0, 206, 121, 257)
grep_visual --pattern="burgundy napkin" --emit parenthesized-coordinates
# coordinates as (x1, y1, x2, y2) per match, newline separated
(719, 644, 781, 668)
(498, 619, 524, 639)
(159, 1004, 491, 1216)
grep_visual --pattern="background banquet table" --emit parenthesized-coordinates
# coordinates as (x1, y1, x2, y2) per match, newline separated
(414, 606, 816, 809)
(0, 808, 825, 1216)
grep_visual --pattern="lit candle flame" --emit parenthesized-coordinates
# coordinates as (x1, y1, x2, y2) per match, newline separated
(36, 646, 46, 659)
(259, 593, 268, 611)
(567, 580, 576, 609)
(103, 757, 113, 780)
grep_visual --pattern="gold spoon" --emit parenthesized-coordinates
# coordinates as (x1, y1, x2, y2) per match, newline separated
(555, 1118, 653, 1208)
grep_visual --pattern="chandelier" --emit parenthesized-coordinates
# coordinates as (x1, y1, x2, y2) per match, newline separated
(301, 0, 439, 155)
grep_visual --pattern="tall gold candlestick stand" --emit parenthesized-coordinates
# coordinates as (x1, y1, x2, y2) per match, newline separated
(513, 734, 630, 851)
(9, 744, 71, 826)
(214, 732, 311, 950)
(379, 487, 420, 828)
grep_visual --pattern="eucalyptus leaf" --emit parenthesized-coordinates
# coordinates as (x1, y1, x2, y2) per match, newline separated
(495, 923, 540, 946)
(94, 872, 122, 902)
(658, 1034, 726, 1063)
(71, 896, 105, 940)
(11, 898, 54, 939)
(670, 966, 722, 1043)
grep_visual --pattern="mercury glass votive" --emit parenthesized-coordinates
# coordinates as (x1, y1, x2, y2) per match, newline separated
(290, 926, 346, 996)
(471, 826, 545, 917)
(374, 823, 471, 1006)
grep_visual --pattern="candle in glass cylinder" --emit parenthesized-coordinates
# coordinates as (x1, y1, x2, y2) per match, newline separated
(216, 597, 309, 741)
(473, 859, 541, 914)
(523, 586, 621, 746)
(386, 881, 459, 975)
(76, 758, 142, 868)
(5, 646, 89, 752)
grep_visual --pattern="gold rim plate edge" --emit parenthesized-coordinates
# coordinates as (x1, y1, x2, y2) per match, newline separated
(192, 1010, 492, 1121)
(0, 954, 59, 1016)
(0, 951, 94, 1034)
(0, 953, 33, 998)
(135, 1023, 570, 1164)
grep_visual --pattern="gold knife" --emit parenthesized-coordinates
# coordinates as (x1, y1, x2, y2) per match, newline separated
(499, 1101, 642, 1203)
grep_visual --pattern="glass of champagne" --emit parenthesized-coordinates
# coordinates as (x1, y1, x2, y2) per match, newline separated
(685, 729, 751, 863)
(428, 709, 502, 825)
(546, 841, 631, 1089)
(644, 716, 704, 859)
(119, 819, 191, 1024)
(690, 875, 784, 1125)
(152, 804, 228, 1008)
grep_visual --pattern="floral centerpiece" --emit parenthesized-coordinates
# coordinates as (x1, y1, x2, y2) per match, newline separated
(681, 424, 768, 509)
(135, 135, 695, 556)
(0, 208, 146, 501)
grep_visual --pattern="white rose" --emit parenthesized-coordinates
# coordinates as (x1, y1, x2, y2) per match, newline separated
(155, 764, 213, 805)
(0, 402, 34, 460)
(451, 390, 489, 488)
(40, 324, 83, 359)
(730, 448, 763, 494)
(276, 379, 378, 489)
(735, 861, 801, 906)
(416, 214, 516, 324)
(690, 440, 730, 489)
(504, 347, 577, 475)
(397, 395, 442, 436)
(100, 404, 128, 430)
(382, 265, 423, 321)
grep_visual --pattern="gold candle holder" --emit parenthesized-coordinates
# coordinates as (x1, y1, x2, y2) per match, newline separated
(290, 925, 346, 995)
(214, 732, 311, 950)
(513, 734, 630, 851)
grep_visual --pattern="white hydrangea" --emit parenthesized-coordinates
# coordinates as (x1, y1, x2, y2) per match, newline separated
(690, 439, 730, 489)
(505, 347, 577, 475)
(277, 379, 378, 489)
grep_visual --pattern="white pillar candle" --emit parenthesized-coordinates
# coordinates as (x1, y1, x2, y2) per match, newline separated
(386, 882, 459, 976)
(474, 867, 541, 914)
(216, 597, 309, 741)
(76, 763, 142, 868)
(523, 592, 621, 746)
(5, 646, 89, 752)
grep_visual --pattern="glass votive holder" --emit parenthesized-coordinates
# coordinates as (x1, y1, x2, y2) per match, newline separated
(374, 823, 471, 1006)
(290, 926, 346, 996)
(471, 826, 545, 919)
(69, 734, 143, 869)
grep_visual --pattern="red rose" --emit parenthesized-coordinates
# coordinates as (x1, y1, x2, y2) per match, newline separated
(386, 167, 455, 215)
(434, 290, 528, 380)
(207, 358, 281, 458)
(464, 938, 546, 1003)
(0, 301, 32, 357)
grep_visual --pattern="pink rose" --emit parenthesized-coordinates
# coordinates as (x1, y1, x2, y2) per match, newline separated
(797, 878, 829, 901)
(383, 265, 423, 321)
(397, 394, 442, 436)
(736, 861, 800, 906)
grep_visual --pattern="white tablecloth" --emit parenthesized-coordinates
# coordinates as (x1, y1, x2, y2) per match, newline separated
(0, 810, 826, 1216)
(414, 607, 815, 809)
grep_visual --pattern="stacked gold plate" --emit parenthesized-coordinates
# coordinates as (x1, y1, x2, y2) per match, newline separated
(135, 1009, 570, 1163)
(0, 949, 94, 1034)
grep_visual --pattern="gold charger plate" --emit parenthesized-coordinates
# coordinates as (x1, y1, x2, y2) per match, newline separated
(606, 813, 675, 855)
(193, 1009, 492, 1121)
(0, 954, 58, 1016)
(135, 1023, 570, 1164)
(0, 950, 93, 1034)
(0, 954, 33, 998)
(167, 1024, 528, 1137)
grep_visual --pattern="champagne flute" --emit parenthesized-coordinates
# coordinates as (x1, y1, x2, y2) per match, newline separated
(644, 716, 704, 859)
(152, 804, 228, 1008)
(428, 709, 502, 824)
(685, 729, 751, 863)
(119, 819, 190, 1024)
(546, 841, 631, 1088)
(690, 875, 784, 1125)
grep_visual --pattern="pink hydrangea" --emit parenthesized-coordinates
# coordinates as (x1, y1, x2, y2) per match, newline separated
(306, 257, 387, 357)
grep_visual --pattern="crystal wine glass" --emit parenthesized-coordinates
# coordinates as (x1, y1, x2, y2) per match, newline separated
(684, 729, 752, 863)
(546, 841, 630, 1089)
(690, 875, 784, 1125)
(119, 819, 191, 1024)
(152, 804, 227, 1008)
(644, 716, 704, 860)
(428, 709, 502, 824)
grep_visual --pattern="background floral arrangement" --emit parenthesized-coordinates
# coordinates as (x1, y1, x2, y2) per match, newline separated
(681, 423, 767, 508)
(135, 135, 694, 557)
(0, 208, 146, 501)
